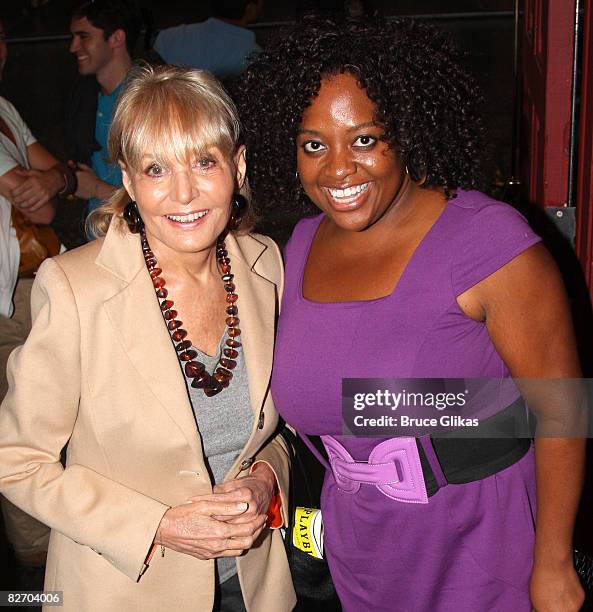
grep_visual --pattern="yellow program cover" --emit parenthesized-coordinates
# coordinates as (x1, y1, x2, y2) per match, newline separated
(292, 507, 324, 559)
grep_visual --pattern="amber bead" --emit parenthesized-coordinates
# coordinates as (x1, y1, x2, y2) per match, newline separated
(146, 258, 157, 268)
(160, 300, 174, 311)
(226, 305, 238, 316)
(224, 283, 235, 292)
(226, 317, 239, 327)
(179, 349, 198, 361)
(221, 264, 231, 273)
(226, 338, 242, 348)
(215, 367, 232, 380)
(219, 358, 236, 369)
(153, 277, 165, 288)
(226, 293, 238, 303)
(227, 327, 241, 338)
(220, 257, 231, 266)
(168, 320, 182, 330)
(204, 382, 223, 397)
(222, 274, 234, 282)
(185, 361, 205, 377)
(150, 268, 162, 278)
(175, 340, 192, 351)
(223, 348, 238, 359)
(172, 328, 187, 341)
(157, 288, 168, 299)
(163, 309, 177, 320)
(217, 249, 228, 258)
(191, 372, 210, 388)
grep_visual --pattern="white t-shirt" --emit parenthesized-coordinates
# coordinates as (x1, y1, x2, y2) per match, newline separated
(0, 97, 36, 318)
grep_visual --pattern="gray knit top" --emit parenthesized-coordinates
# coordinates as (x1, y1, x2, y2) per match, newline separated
(184, 334, 253, 584)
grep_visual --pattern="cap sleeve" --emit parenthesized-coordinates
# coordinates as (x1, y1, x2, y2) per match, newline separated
(452, 202, 541, 297)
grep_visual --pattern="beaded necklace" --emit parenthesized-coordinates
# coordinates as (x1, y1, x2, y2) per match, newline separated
(141, 228, 241, 397)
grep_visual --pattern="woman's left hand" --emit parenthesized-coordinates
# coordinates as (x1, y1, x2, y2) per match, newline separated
(191, 463, 276, 525)
(530, 559, 585, 611)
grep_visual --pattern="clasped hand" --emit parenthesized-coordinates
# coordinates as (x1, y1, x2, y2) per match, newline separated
(10, 167, 62, 212)
(155, 465, 276, 560)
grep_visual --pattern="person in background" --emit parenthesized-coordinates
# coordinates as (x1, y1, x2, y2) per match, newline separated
(0, 16, 64, 579)
(238, 16, 585, 611)
(154, 1, 264, 81)
(12, 0, 144, 247)
(0, 64, 295, 612)
(61, 0, 141, 234)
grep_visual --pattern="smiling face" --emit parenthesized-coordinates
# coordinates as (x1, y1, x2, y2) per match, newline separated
(122, 146, 245, 260)
(69, 16, 114, 77)
(296, 72, 407, 232)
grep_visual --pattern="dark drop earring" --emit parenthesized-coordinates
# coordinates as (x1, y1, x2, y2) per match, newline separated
(227, 194, 247, 231)
(124, 201, 143, 233)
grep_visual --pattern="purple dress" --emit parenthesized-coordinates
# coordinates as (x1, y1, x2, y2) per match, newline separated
(271, 191, 542, 611)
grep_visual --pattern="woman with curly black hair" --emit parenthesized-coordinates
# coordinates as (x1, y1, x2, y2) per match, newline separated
(238, 16, 585, 611)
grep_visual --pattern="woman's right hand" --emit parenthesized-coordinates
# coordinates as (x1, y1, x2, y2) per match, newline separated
(154, 491, 267, 560)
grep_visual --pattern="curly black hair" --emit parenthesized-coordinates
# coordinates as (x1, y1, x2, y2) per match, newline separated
(236, 15, 486, 219)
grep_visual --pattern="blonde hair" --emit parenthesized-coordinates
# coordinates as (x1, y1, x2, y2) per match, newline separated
(87, 63, 251, 237)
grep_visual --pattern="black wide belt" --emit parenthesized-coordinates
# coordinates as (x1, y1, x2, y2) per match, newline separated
(417, 397, 531, 496)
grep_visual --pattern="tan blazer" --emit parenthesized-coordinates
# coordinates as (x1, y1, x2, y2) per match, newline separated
(0, 219, 296, 612)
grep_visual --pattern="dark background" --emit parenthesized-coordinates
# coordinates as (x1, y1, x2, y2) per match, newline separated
(2, 0, 515, 185)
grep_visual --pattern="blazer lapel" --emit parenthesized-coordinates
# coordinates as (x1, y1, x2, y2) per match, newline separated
(225, 233, 277, 417)
(95, 223, 278, 460)
(96, 221, 203, 460)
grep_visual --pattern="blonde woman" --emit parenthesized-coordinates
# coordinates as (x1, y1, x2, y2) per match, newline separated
(0, 64, 295, 612)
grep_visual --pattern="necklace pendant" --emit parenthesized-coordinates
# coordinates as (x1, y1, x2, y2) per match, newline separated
(204, 386, 223, 397)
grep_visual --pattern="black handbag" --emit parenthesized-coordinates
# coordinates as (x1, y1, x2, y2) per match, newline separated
(279, 426, 341, 611)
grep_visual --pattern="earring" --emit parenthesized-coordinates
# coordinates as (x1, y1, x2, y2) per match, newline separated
(404, 164, 410, 176)
(227, 193, 246, 231)
(123, 201, 143, 233)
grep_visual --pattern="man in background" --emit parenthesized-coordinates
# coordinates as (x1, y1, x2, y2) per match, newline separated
(66, 0, 141, 223)
(154, 0, 264, 81)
